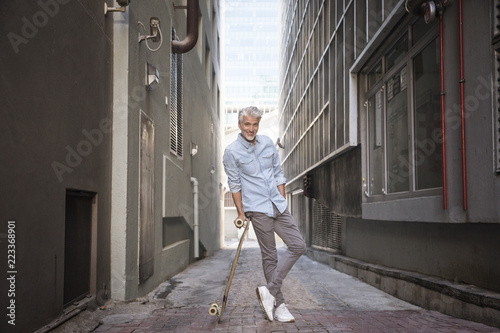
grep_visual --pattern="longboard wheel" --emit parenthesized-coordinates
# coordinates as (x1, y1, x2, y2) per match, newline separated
(234, 218, 244, 228)
(209, 303, 219, 316)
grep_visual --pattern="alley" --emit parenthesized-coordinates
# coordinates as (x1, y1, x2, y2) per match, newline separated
(51, 241, 499, 333)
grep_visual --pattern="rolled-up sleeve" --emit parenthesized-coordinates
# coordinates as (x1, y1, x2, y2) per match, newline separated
(272, 148, 287, 186)
(223, 149, 241, 193)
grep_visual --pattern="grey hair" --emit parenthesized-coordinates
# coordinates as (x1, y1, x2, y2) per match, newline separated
(238, 106, 263, 123)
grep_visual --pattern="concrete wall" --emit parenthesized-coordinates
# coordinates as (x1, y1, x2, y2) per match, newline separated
(110, 0, 222, 301)
(0, 1, 113, 332)
(345, 218, 500, 293)
(458, 0, 500, 222)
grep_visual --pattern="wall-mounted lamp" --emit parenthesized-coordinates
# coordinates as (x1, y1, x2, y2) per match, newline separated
(104, 0, 130, 15)
(145, 62, 159, 91)
(138, 17, 163, 52)
(191, 143, 198, 156)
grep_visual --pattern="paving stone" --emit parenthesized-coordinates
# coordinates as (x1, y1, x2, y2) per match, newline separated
(61, 240, 500, 333)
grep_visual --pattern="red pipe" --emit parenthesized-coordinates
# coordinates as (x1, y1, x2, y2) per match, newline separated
(439, 15, 447, 210)
(458, 0, 467, 210)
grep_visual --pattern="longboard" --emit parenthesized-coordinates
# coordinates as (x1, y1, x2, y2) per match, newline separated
(209, 217, 250, 322)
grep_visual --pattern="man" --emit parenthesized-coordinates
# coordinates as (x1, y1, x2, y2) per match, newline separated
(223, 106, 306, 322)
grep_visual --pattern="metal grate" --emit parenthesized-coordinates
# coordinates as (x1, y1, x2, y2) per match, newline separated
(170, 28, 183, 158)
(311, 199, 342, 252)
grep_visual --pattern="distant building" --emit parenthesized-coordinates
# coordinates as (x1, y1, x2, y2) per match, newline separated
(222, 0, 279, 131)
(221, 0, 281, 240)
(0, 1, 221, 332)
(279, 0, 500, 328)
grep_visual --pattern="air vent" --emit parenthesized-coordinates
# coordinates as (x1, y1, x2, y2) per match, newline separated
(170, 28, 184, 158)
(311, 199, 342, 252)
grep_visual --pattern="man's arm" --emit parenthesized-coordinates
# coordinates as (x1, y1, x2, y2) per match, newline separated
(231, 191, 246, 228)
(223, 148, 245, 227)
(270, 139, 287, 188)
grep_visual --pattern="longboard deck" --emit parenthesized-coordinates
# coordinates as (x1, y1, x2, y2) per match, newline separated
(209, 218, 250, 322)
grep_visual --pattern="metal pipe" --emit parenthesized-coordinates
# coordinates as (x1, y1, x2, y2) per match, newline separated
(172, 0, 199, 54)
(405, 0, 426, 16)
(458, 0, 467, 210)
(190, 177, 199, 258)
(439, 15, 447, 210)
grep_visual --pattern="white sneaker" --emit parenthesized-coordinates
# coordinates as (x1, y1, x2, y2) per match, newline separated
(256, 286, 275, 321)
(274, 303, 295, 322)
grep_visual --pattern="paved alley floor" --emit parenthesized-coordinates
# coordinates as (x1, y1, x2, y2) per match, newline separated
(55, 241, 500, 333)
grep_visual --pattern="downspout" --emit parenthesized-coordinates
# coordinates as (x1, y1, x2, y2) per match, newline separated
(439, 15, 448, 210)
(458, 0, 467, 210)
(172, 0, 199, 54)
(190, 177, 199, 258)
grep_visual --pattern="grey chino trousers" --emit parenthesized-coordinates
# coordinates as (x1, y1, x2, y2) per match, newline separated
(247, 204, 306, 306)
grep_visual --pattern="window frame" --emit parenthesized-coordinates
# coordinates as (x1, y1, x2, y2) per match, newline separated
(362, 21, 442, 203)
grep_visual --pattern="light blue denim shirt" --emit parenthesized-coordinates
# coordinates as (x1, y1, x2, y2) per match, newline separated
(223, 134, 287, 217)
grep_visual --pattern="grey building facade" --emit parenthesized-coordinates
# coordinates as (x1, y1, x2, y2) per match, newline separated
(279, 0, 500, 327)
(0, 1, 221, 332)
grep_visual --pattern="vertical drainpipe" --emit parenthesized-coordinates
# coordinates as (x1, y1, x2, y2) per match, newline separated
(172, 0, 199, 54)
(439, 15, 447, 210)
(191, 177, 199, 258)
(458, 0, 467, 210)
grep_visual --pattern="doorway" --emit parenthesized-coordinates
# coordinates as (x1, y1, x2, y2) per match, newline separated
(64, 190, 96, 307)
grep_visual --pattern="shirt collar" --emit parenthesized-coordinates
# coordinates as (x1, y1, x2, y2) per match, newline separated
(237, 133, 259, 149)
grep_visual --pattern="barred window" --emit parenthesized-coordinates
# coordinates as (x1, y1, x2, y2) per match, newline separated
(170, 28, 183, 158)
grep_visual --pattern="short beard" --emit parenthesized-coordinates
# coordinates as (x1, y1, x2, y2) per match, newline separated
(242, 133, 256, 143)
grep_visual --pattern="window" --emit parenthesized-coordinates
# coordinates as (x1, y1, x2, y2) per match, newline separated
(170, 29, 183, 158)
(364, 22, 441, 199)
(368, 92, 384, 195)
(413, 39, 442, 188)
(386, 34, 408, 72)
(367, 60, 382, 91)
(386, 66, 409, 193)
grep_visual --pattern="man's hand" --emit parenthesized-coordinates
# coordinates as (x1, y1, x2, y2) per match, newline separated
(234, 215, 245, 229)
(278, 184, 286, 198)
(231, 191, 246, 228)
